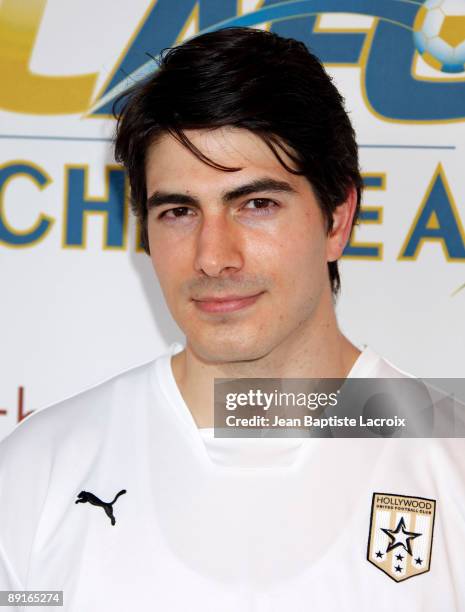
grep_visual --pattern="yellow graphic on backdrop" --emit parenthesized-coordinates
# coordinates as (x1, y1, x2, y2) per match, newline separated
(0, 0, 98, 114)
(440, 16, 465, 48)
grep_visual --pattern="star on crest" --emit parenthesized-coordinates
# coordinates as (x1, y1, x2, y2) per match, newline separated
(381, 517, 421, 556)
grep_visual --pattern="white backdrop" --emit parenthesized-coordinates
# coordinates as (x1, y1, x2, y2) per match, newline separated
(1, 0, 464, 441)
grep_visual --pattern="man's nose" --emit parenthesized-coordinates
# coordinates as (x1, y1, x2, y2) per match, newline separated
(194, 213, 244, 277)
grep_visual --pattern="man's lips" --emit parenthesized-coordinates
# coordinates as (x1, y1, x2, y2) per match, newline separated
(192, 292, 264, 314)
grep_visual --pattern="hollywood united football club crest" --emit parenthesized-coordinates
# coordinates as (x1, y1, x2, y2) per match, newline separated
(367, 492, 436, 582)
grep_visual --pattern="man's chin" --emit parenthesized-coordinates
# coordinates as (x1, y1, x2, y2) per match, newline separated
(187, 334, 269, 365)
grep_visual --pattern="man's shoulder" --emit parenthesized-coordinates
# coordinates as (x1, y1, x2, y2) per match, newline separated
(351, 346, 413, 379)
(0, 353, 172, 591)
(0, 356, 161, 458)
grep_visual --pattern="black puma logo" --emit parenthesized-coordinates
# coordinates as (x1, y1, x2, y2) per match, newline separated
(75, 489, 126, 525)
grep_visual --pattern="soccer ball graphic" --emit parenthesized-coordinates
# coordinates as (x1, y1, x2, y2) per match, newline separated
(413, 0, 465, 73)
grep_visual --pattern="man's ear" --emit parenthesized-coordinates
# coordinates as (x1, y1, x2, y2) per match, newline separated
(326, 186, 358, 262)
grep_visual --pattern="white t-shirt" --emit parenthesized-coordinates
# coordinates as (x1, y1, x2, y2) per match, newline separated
(0, 344, 464, 611)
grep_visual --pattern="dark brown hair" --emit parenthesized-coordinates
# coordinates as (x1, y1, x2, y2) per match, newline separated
(114, 26, 362, 294)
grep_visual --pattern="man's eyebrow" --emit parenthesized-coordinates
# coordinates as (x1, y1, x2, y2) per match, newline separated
(146, 191, 200, 209)
(221, 178, 297, 202)
(146, 178, 297, 210)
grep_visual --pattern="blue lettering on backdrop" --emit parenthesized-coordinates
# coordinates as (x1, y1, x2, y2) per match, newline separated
(64, 167, 126, 248)
(91, 0, 465, 122)
(366, 20, 465, 122)
(0, 163, 53, 246)
(399, 165, 465, 260)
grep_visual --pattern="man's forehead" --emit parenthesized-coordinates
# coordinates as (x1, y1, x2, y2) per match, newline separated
(145, 127, 302, 193)
(148, 126, 274, 158)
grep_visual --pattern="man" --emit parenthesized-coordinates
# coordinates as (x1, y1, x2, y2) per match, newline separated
(1, 27, 464, 611)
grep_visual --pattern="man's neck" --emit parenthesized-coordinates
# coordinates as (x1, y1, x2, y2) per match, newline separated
(171, 301, 361, 428)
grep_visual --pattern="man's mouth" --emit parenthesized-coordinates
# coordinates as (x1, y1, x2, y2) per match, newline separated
(192, 292, 264, 314)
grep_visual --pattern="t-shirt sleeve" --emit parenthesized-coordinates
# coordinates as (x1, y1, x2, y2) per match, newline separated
(0, 536, 24, 590)
(0, 415, 53, 594)
(0, 436, 27, 612)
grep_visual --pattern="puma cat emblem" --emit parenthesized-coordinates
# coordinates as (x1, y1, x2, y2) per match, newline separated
(75, 489, 127, 525)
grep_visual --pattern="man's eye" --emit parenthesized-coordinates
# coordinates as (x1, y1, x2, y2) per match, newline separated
(243, 198, 278, 214)
(159, 207, 194, 220)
